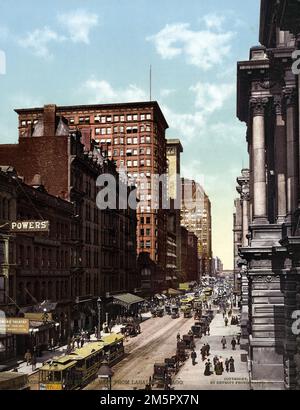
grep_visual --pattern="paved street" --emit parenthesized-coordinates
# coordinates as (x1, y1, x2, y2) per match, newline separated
(85, 313, 195, 390)
(176, 310, 250, 390)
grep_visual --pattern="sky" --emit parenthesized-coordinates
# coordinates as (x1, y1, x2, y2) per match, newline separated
(0, 0, 261, 269)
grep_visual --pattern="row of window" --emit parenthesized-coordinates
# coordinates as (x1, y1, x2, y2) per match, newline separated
(95, 136, 153, 145)
(94, 125, 152, 135)
(126, 159, 152, 167)
(93, 113, 152, 123)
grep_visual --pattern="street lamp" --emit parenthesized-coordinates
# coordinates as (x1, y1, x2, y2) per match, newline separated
(97, 297, 102, 339)
(97, 360, 114, 390)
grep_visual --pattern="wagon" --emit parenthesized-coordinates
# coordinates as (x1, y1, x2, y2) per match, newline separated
(182, 334, 195, 350)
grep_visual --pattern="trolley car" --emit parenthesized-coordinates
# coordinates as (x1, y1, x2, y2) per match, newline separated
(38, 333, 124, 390)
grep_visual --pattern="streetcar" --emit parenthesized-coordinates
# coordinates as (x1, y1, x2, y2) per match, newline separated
(38, 333, 124, 390)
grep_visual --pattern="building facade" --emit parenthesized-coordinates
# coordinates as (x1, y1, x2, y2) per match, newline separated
(166, 139, 183, 279)
(236, 0, 300, 390)
(181, 178, 212, 276)
(180, 227, 198, 282)
(0, 105, 138, 349)
(15, 102, 168, 279)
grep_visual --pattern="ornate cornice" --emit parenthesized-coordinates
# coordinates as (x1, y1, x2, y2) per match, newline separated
(283, 87, 298, 108)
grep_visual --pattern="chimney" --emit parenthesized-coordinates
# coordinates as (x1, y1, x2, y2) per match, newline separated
(81, 128, 91, 151)
(43, 104, 56, 137)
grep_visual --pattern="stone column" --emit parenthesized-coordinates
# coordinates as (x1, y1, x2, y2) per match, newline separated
(274, 97, 287, 223)
(284, 88, 298, 217)
(250, 97, 269, 223)
(242, 187, 250, 247)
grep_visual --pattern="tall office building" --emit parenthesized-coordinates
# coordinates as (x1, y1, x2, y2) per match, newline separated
(181, 178, 212, 276)
(15, 102, 169, 276)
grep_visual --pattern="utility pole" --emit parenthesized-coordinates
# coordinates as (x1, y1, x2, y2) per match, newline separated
(97, 297, 101, 339)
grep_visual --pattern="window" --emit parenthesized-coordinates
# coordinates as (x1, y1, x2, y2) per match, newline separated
(141, 125, 145, 132)
(146, 113, 152, 120)
(85, 117, 90, 124)
(120, 115, 125, 122)
(140, 217, 144, 224)
(114, 138, 119, 145)
(146, 136, 151, 143)
(127, 160, 132, 167)
(107, 116, 112, 122)
(107, 127, 112, 134)
(101, 116, 106, 123)
(127, 137, 132, 144)
(95, 128, 101, 135)
(114, 115, 119, 122)
(95, 115, 100, 122)
(69, 118, 75, 124)
(101, 128, 106, 135)
(120, 126, 124, 133)
(146, 159, 151, 166)
(140, 148, 144, 155)
(146, 240, 151, 249)
(146, 228, 151, 236)
(114, 126, 118, 133)
(141, 114, 145, 121)
(21, 120, 26, 126)
(141, 137, 145, 143)
(126, 127, 132, 134)
(146, 148, 151, 155)
(133, 149, 138, 155)
(146, 125, 151, 131)
(140, 241, 144, 249)
(127, 114, 132, 121)
(113, 149, 118, 156)
(120, 137, 124, 144)
(140, 229, 144, 236)
(120, 149, 124, 155)
(133, 160, 138, 167)
(140, 160, 144, 167)
(146, 217, 151, 224)
(132, 126, 138, 133)
(79, 117, 84, 123)
(133, 137, 138, 144)
(133, 114, 138, 121)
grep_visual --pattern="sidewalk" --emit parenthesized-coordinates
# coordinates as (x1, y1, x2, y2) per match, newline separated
(175, 310, 250, 390)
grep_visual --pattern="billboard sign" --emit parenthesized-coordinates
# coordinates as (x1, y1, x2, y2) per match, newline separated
(0, 318, 30, 335)
(10, 221, 50, 233)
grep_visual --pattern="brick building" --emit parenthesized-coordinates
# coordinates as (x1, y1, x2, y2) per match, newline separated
(15, 102, 168, 279)
(0, 105, 138, 344)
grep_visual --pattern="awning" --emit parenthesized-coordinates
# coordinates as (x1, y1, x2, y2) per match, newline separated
(112, 293, 144, 310)
(154, 294, 163, 300)
(165, 276, 172, 281)
(166, 288, 181, 296)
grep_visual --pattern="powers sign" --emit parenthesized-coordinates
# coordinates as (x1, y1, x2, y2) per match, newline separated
(10, 221, 50, 233)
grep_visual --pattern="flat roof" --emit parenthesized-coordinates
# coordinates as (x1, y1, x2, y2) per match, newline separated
(14, 101, 169, 129)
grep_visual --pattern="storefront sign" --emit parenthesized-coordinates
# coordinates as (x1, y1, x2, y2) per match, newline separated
(0, 318, 30, 335)
(24, 312, 53, 322)
(10, 221, 50, 233)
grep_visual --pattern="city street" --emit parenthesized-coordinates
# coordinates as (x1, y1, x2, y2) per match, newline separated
(175, 311, 250, 390)
(85, 313, 195, 390)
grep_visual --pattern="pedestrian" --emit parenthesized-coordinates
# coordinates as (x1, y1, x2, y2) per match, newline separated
(177, 332, 181, 342)
(229, 357, 235, 372)
(221, 336, 227, 349)
(219, 356, 224, 372)
(213, 356, 219, 372)
(204, 360, 211, 376)
(225, 358, 229, 372)
(191, 349, 197, 366)
(80, 337, 84, 348)
(207, 326, 210, 336)
(206, 343, 210, 356)
(237, 334, 241, 345)
(24, 350, 32, 366)
(76, 337, 80, 349)
(225, 317, 229, 327)
(201, 345, 206, 361)
(231, 337, 237, 350)
(31, 352, 37, 372)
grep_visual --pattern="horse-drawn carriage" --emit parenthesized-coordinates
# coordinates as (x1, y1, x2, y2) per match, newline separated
(164, 357, 179, 374)
(171, 306, 180, 319)
(182, 334, 195, 350)
(121, 323, 141, 337)
(152, 363, 172, 387)
(176, 341, 189, 362)
(191, 324, 202, 338)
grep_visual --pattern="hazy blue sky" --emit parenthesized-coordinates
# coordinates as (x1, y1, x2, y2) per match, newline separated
(0, 0, 261, 268)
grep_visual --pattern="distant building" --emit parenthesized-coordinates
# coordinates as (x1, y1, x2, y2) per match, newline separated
(180, 227, 198, 282)
(181, 178, 212, 276)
